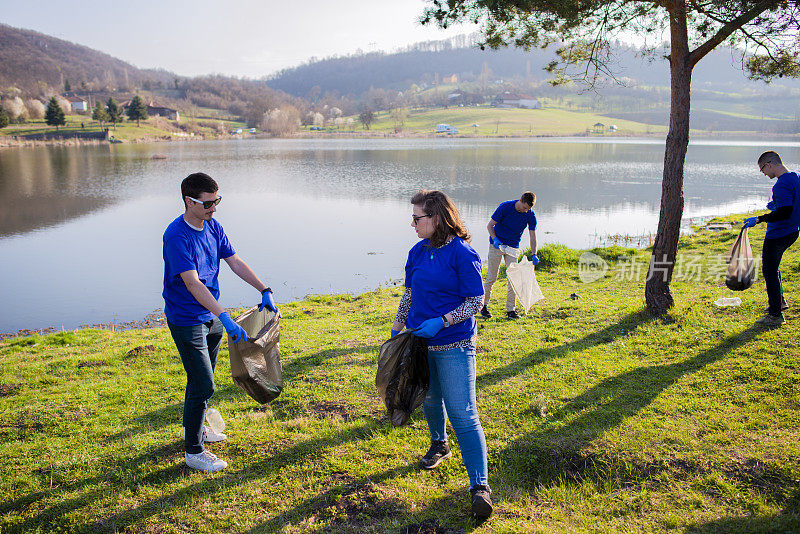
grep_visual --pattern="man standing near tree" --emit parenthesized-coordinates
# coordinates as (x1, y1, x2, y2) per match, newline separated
(163, 172, 279, 472)
(480, 191, 538, 320)
(743, 151, 800, 327)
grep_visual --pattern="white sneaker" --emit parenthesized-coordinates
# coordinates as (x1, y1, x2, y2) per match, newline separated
(185, 449, 228, 472)
(182, 425, 227, 443)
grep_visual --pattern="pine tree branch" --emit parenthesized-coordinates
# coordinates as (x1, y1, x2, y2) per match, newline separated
(689, 0, 778, 68)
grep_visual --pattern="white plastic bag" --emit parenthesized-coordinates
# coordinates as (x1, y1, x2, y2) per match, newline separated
(506, 256, 544, 314)
(499, 244, 520, 258)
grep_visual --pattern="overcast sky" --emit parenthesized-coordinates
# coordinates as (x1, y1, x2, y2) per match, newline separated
(2, 0, 479, 78)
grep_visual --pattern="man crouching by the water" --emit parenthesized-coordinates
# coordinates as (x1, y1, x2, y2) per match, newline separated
(163, 172, 279, 472)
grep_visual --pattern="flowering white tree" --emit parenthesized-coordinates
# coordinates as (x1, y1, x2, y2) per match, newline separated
(1, 97, 28, 120)
(26, 99, 45, 119)
(259, 105, 301, 136)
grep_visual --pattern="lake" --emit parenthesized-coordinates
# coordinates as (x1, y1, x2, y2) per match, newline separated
(1, 137, 795, 333)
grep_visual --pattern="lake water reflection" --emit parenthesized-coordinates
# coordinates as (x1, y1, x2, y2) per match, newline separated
(0, 137, 795, 333)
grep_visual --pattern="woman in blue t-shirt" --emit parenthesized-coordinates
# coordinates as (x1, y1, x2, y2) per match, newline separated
(391, 190, 492, 518)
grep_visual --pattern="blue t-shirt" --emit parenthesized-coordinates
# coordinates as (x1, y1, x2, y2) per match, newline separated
(404, 237, 484, 346)
(162, 216, 235, 326)
(767, 171, 800, 239)
(491, 200, 537, 248)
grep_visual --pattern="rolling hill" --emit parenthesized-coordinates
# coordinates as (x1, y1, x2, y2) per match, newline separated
(0, 23, 175, 95)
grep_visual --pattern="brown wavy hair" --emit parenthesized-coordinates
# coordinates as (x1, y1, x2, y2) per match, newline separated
(411, 190, 471, 247)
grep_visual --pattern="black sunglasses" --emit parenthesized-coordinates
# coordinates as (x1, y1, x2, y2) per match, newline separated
(412, 213, 433, 224)
(187, 195, 222, 209)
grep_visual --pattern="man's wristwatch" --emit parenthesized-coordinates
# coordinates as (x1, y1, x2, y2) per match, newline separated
(261, 287, 272, 294)
(441, 315, 450, 328)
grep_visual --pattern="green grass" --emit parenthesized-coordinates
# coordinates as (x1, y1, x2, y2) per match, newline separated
(0, 113, 246, 143)
(2, 213, 800, 532)
(338, 105, 666, 137)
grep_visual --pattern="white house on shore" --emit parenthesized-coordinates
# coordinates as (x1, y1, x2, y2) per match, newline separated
(492, 92, 542, 109)
(64, 96, 89, 112)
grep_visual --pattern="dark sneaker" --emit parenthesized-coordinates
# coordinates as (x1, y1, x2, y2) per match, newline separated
(506, 310, 520, 320)
(756, 313, 786, 327)
(419, 440, 452, 469)
(480, 305, 492, 319)
(470, 485, 493, 518)
(764, 304, 790, 313)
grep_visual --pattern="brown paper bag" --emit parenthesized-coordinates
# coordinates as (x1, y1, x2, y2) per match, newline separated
(228, 306, 282, 404)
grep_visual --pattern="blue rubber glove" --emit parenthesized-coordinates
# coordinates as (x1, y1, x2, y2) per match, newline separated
(259, 289, 279, 314)
(743, 217, 759, 229)
(531, 254, 539, 266)
(767, 200, 776, 210)
(390, 329, 400, 338)
(491, 237, 502, 249)
(218, 312, 248, 343)
(414, 317, 445, 338)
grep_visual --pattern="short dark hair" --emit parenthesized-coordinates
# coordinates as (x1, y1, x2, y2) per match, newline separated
(758, 151, 782, 166)
(411, 189, 471, 247)
(521, 191, 536, 206)
(181, 172, 218, 206)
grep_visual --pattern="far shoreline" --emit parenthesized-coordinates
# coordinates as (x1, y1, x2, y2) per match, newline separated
(2, 129, 800, 149)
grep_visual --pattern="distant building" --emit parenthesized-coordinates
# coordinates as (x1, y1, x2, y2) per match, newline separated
(446, 92, 484, 106)
(120, 99, 180, 121)
(63, 95, 89, 112)
(442, 74, 458, 84)
(148, 103, 180, 121)
(492, 92, 541, 109)
(593, 122, 606, 133)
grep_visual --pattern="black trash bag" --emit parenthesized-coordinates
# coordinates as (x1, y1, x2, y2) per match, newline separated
(375, 331, 429, 426)
(228, 306, 283, 404)
(725, 227, 756, 291)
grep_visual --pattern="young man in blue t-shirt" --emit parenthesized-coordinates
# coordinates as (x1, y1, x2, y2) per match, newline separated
(481, 191, 538, 320)
(743, 151, 800, 327)
(163, 172, 279, 472)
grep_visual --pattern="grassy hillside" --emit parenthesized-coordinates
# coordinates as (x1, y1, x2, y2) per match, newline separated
(1, 213, 799, 532)
(331, 105, 664, 137)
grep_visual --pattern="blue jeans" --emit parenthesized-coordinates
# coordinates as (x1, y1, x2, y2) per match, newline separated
(762, 231, 798, 316)
(168, 319, 223, 454)
(423, 346, 489, 489)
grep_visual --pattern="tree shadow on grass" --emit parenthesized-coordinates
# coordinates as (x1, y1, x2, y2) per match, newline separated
(686, 487, 800, 534)
(241, 468, 485, 534)
(101, 381, 245, 443)
(497, 324, 764, 489)
(5, 420, 384, 533)
(241, 465, 415, 533)
(281, 344, 380, 382)
(0, 438, 183, 528)
(477, 309, 654, 389)
(684, 484, 800, 533)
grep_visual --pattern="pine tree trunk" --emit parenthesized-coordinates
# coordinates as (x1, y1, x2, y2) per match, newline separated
(645, 1, 692, 315)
